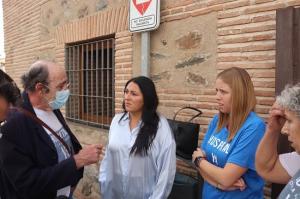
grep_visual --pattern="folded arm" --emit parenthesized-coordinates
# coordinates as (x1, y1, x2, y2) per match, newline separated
(198, 164, 246, 191)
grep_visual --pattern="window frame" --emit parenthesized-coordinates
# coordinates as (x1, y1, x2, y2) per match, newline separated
(65, 36, 115, 129)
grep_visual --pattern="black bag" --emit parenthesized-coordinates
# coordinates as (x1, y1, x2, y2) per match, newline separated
(168, 172, 203, 199)
(167, 107, 202, 160)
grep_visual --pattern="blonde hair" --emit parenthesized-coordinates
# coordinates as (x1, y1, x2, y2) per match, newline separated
(216, 67, 256, 141)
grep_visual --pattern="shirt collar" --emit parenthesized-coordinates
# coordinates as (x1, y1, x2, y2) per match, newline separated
(122, 112, 130, 121)
(122, 112, 143, 127)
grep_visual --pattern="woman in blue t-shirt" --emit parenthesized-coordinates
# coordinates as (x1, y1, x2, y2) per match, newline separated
(192, 67, 266, 199)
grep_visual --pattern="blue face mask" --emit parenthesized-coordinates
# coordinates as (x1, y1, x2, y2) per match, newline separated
(49, 89, 70, 110)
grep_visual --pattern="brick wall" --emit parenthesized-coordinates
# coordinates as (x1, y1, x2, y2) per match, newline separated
(6, 0, 298, 128)
(3, 0, 49, 85)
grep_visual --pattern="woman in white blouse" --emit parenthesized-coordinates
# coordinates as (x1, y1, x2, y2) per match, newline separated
(99, 76, 176, 199)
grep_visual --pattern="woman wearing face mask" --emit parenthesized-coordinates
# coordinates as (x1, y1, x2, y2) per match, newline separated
(1, 60, 102, 199)
(192, 67, 266, 199)
(99, 76, 176, 199)
(0, 69, 21, 199)
(256, 83, 300, 198)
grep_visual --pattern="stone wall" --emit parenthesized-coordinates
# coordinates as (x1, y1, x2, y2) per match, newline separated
(4, 0, 300, 198)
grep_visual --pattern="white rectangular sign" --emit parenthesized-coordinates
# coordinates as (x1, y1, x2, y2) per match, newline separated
(129, 0, 160, 32)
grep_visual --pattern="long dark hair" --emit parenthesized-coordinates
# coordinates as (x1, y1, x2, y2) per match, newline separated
(0, 70, 21, 106)
(119, 76, 159, 156)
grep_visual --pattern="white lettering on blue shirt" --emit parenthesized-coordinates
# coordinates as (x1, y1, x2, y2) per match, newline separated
(207, 135, 230, 154)
(212, 153, 218, 164)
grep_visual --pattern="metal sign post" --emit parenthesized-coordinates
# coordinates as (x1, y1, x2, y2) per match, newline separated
(141, 32, 150, 77)
(129, 0, 160, 77)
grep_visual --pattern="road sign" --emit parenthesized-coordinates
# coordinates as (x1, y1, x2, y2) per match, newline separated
(129, 0, 160, 32)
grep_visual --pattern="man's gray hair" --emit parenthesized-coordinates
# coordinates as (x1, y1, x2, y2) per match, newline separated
(21, 61, 49, 92)
(276, 83, 300, 117)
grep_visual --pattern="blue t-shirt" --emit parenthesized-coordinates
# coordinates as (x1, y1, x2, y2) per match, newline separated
(201, 112, 266, 199)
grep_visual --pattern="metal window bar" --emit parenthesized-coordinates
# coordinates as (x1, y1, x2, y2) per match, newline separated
(65, 47, 70, 116)
(96, 42, 99, 124)
(65, 38, 115, 128)
(106, 39, 109, 125)
(91, 43, 94, 123)
(101, 41, 104, 126)
(111, 39, 115, 120)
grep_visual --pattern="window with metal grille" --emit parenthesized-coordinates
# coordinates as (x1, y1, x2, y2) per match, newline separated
(65, 37, 115, 128)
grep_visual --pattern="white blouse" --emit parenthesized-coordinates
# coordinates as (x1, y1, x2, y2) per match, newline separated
(99, 113, 176, 199)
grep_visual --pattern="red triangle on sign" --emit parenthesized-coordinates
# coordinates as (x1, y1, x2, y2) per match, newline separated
(132, 0, 152, 16)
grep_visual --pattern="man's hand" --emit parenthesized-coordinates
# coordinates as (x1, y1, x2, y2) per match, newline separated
(73, 144, 103, 169)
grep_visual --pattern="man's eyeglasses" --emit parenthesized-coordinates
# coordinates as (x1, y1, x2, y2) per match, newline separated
(55, 80, 70, 91)
(42, 80, 69, 92)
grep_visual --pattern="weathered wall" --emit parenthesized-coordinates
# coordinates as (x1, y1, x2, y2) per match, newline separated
(4, 0, 300, 198)
(3, 0, 127, 86)
(133, 11, 217, 120)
